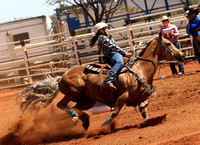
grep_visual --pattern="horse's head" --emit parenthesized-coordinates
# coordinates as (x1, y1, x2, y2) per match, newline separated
(157, 31, 185, 63)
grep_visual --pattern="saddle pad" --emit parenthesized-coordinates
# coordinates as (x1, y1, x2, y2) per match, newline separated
(85, 63, 109, 74)
(85, 59, 137, 75)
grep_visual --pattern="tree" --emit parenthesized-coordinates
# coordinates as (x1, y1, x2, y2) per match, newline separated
(46, 0, 124, 25)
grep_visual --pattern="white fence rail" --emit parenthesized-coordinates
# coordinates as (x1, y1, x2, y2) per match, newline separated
(0, 5, 197, 89)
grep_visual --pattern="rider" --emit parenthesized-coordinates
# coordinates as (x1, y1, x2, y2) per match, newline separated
(89, 22, 132, 90)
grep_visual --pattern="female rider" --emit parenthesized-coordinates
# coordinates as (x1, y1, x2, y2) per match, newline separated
(89, 22, 132, 90)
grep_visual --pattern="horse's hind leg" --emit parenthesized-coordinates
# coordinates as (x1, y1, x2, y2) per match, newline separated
(57, 93, 96, 130)
(102, 91, 129, 126)
(70, 109, 90, 130)
(57, 94, 80, 126)
(72, 94, 96, 130)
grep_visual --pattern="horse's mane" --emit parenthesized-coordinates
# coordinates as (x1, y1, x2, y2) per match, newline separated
(135, 38, 154, 56)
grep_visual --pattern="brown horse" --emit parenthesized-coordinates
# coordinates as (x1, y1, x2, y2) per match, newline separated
(17, 32, 185, 130)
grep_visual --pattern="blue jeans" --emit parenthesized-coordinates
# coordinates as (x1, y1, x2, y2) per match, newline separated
(170, 41, 184, 74)
(104, 52, 124, 83)
(193, 37, 200, 64)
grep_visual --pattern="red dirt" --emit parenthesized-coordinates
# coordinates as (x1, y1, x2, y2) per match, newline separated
(0, 59, 200, 145)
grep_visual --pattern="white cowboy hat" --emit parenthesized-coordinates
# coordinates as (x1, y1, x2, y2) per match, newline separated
(93, 22, 108, 34)
(160, 15, 170, 22)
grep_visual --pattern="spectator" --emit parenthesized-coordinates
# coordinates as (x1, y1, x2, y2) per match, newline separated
(198, 4, 200, 13)
(160, 15, 184, 76)
(185, 8, 200, 69)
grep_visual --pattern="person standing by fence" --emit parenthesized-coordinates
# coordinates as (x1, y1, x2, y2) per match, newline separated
(184, 7, 200, 71)
(160, 15, 184, 76)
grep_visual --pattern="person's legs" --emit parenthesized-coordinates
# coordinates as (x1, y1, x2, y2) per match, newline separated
(193, 38, 200, 64)
(173, 41, 184, 74)
(104, 52, 124, 90)
(169, 63, 178, 75)
(178, 63, 184, 74)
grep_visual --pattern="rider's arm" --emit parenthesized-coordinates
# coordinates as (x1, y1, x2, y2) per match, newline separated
(99, 35, 128, 57)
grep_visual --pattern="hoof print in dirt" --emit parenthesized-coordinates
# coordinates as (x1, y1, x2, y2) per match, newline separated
(140, 114, 167, 128)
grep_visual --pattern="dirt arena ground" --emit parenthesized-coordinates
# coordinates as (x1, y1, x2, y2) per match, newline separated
(0, 59, 200, 145)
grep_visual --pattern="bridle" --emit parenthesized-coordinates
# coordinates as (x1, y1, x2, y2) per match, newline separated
(136, 37, 181, 64)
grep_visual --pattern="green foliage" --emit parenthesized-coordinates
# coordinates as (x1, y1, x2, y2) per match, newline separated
(190, 0, 198, 5)
(119, 5, 139, 13)
(75, 29, 89, 35)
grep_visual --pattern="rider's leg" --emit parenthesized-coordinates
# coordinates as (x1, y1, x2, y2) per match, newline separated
(104, 52, 124, 90)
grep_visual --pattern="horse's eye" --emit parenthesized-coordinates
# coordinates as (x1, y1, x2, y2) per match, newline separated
(166, 43, 171, 46)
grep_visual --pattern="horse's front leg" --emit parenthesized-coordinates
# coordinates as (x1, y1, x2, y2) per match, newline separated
(101, 91, 129, 126)
(138, 99, 149, 120)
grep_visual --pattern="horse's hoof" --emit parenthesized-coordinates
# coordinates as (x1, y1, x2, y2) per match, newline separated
(82, 121, 89, 130)
(101, 117, 113, 126)
(72, 117, 79, 125)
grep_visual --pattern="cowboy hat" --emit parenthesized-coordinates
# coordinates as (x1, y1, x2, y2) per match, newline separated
(185, 8, 199, 15)
(160, 15, 170, 22)
(93, 22, 108, 34)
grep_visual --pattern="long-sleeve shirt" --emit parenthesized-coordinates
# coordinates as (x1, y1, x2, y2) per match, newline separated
(188, 15, 200, 37)
(98, 35, 128, 57)
(160, 23, 179, 43)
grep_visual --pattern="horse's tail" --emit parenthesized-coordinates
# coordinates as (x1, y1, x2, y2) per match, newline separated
(16, 75, 62, 112)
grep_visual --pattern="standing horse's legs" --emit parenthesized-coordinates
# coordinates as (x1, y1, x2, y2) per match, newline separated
(102, 91, 129, 126)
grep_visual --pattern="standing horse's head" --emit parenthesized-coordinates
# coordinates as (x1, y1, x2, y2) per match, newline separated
(157, 31, 185, 63)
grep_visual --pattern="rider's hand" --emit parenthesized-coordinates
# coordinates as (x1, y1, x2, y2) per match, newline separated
(126, 53, 133, 58)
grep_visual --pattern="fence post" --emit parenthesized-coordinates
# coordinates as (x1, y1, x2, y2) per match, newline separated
(5, 30, 19, 83)
(20, 40, 33, 84)
(125, 18, 135, 52)
(61, 36, 67, 60)
(71, 31, 81, 65)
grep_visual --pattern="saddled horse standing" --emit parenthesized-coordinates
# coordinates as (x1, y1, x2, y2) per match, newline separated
(17, 32, 185, 130)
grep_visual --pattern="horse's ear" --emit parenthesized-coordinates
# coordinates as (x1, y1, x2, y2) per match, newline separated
(158, 31, 162, 40)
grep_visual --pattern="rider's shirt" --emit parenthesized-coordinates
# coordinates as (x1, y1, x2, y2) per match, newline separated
(98, 35, 128, 57)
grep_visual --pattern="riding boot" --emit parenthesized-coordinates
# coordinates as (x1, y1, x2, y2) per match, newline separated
(104, 74, 117, 91)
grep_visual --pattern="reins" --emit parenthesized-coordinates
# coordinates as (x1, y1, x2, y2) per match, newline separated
(135, 37, 181, 64)
(136, 57, 179, 64)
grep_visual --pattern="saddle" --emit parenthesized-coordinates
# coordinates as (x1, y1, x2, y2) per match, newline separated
(84, 58, 137, 86)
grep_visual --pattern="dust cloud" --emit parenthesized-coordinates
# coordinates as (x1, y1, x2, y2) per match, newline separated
(0, 105, 85, 145)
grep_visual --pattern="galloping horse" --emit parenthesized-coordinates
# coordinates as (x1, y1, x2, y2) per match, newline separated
(17, 32, 185, 130)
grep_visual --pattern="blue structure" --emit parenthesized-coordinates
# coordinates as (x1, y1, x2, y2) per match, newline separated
(56, 0, 191, 32)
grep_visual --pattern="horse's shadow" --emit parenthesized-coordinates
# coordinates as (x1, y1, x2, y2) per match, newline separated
(86, 114, 167, 138)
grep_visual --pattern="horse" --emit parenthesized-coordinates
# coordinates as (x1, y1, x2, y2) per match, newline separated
(16, 32, 185, 130)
